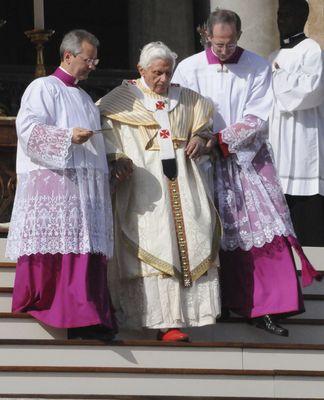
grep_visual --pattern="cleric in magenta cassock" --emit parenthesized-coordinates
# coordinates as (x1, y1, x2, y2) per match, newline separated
(6, 30, 116, 340)
(173, 9, 320, 337)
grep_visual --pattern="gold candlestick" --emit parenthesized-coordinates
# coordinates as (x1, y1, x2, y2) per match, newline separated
(197, 23, 209, 49)
(25, 29, 55, 78)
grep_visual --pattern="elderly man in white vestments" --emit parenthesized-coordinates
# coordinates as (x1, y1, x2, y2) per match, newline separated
(6, 30, 116, 340)
(269, 0, 324, 246)
(98, 41, 221, 342)
(173, 9, 320, 337)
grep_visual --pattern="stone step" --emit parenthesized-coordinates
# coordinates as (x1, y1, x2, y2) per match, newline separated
(0, 313, 66, 340)
(1, 312, 324, 344)
(0, 397, 320, 400)
(187, 318, 324, 345)
(294, 246, 324, 271)
(302, 274, 324, 294)
(0, 290, 11, 312)
(0, 365, 324, 398)
(1, 339, 324, 372)
(0, 238, 11, 263)
(0, 262, 15, 287)
(1, 397, 322, 400)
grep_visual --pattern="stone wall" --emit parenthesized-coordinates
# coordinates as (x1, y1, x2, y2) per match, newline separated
(209, 0, 279, 57)
(128, 0, 196, 67)
(209, 0, 324, 56)
(306, 0, 324, 48)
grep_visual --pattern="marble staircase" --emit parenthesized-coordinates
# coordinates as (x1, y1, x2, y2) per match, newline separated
(1, 238, 324, 399)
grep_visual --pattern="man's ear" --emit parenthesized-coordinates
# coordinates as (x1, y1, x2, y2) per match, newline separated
(237, 30, 242, 41)
(137, 64, 144, 76)
(64, 51, 73, 65)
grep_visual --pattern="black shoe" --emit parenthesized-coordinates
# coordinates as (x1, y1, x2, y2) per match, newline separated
(68, 325, 115, 341)
(251, 314, 289, 337)
(219, 307, 231, 321)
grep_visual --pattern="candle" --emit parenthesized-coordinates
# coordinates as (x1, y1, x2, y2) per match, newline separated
(33, 0, 44, 30)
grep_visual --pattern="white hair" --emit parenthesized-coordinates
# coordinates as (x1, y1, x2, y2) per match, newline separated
(138, 41, 178, 70)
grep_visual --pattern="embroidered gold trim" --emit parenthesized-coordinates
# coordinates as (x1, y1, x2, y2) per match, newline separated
(168, 178, 193, 287)
(121, 230, 175, 277)
(120, 271, 166, 282)
(120, 272, 183, 284)
(120, 217, 221, 283)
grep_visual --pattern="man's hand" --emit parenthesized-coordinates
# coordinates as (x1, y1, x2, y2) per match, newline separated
(206, 135, 218, 152)
(185, 136, 206, 159)
(72, 127, 94, 144)
(113, 158, 134, 181)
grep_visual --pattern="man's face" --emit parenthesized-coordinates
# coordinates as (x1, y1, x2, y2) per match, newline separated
(277, 6, 302, 38)
(64, 41, 98, 81)
(208, 23, 241, 62)
(138, 58, 173, 95)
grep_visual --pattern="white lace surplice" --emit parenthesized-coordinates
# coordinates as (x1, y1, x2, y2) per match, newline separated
(173, 49, 295, 251)
(217, 115, 295, 251)
(6, 76, 113, 260)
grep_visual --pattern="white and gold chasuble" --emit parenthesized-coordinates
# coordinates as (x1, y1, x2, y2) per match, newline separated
(97, 79, 221, 329)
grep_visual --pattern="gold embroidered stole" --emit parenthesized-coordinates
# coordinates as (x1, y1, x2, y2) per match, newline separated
(98, 79, 220, 285)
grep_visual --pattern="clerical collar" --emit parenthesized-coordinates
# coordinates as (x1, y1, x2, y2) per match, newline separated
(52, 67, 79, 87)
(206, 46, 244, 65)
(281, 32, 306, 48)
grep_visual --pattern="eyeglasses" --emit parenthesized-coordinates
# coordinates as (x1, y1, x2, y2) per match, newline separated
(75, 54, 100, 66)
(213, 43, 237, 51)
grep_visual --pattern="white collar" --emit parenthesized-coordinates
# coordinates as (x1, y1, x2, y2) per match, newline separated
(283, 32, 305, 44)
(59, 66, 79, 85)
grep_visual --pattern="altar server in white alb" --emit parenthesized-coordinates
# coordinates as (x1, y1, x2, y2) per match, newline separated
(98, 42, 221, 342)
(6, 30, 116, 340)
(269, 0, 324, 246)
(173, 9, 320, 337)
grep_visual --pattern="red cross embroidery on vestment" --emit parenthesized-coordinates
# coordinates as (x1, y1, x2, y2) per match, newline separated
(155, 101, 165, 110)
(159, 129, 170, 139)
(128, 80, 137, 85)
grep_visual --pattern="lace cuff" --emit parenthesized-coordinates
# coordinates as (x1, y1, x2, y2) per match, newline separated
(27, 124, 73, 168)
(220, 115, 267, 166)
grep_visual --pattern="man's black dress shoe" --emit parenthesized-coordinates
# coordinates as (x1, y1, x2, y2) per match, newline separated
(68, 325, 115, 340)
(251, 314, 289, 337)
(219, 307, 231, 321)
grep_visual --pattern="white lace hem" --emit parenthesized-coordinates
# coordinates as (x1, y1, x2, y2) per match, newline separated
(215, 139, 296, 253)
(221, 231, 296, 252)
(6, 168, 114, 260)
